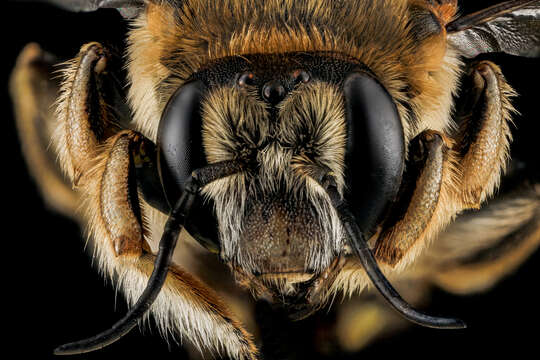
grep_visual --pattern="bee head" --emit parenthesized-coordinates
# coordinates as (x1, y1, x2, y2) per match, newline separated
(156, 53, 404, 304)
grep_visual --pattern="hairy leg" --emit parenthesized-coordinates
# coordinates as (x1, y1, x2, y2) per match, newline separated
(374, 130, 450, 269)
(425, 183, 540, 294)
(374, 61, 515, 272)
(10, 43, 79, 216)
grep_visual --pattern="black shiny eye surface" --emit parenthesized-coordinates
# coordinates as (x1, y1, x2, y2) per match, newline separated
(237, 72, 255, 87)
(157, 81, 206, 206)
(343, 73, 405, 236)
(157, 80, 220, 251)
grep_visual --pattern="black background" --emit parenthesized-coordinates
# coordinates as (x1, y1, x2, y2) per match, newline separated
(4, 1, 540, 359)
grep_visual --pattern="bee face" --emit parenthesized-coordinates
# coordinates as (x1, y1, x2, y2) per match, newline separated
(198, 54, 351, 298)
(121, 0, 468, 326)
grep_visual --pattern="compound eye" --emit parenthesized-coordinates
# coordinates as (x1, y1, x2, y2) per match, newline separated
(292, 69, 310, 84)
(237, 72, 255, 87)
(157, 80, 221, 251)
(157, 81, 205, 205)
(343, 73, 405, 236)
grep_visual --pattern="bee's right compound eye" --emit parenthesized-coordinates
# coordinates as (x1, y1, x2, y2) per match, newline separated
(343, 73, 405, 236)
(157, 80, 220, 252)
(157, 81, 206, 204)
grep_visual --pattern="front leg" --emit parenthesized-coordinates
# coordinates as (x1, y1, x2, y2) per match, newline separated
(374, 130, 450, 268)
(53, 42, 258, 359)
(454, 61, 515, 208)
(90, 131, 149, 257)
(374, 61, 514, 270)
(56, 42, 125, 185)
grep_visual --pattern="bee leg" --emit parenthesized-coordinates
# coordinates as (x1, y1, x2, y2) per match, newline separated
(55, 42, 130, 186)
(52, 43, 259, 359)
(453, 60, 515, 209)
(426, 183, 540, 294)
(374, 61, 515, 270)
(10, 43, 79, 216)
(87, 131, 148, 257)
(374, 130, 449, 268)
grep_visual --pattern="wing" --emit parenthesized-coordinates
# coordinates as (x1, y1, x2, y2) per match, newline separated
(15, 0, 145, 18)
(447, 0, 540, 58)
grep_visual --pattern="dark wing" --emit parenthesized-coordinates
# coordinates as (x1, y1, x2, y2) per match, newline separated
(16, 0, 145, 18)
(447, 0, 540, 58)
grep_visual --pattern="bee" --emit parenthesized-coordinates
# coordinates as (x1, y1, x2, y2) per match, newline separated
(9, 0, 540, 359)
